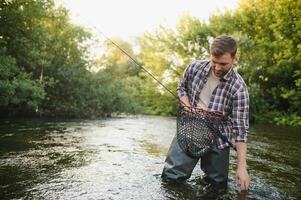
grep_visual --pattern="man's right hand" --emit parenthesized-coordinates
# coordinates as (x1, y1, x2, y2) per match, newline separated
(179, 96, 192, 107)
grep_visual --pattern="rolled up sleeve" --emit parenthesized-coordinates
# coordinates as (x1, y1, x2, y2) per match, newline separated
(177, 61, 195, 98)
(232, 86, 249, 143)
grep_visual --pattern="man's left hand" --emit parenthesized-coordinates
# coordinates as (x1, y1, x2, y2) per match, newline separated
(235, 166, 250, 191)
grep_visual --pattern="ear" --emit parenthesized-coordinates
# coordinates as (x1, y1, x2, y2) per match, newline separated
(231, 55, 236, 64)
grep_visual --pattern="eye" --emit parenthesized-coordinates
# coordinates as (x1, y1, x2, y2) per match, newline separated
(211, 60, 228, 66)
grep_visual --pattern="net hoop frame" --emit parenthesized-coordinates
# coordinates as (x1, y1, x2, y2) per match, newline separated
(176, 105, 230, 158)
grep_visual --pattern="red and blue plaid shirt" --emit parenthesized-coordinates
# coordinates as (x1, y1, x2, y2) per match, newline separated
(177, 60, 249, 149)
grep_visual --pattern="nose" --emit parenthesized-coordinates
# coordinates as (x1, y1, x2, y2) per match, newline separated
(215, 63, 222, 70)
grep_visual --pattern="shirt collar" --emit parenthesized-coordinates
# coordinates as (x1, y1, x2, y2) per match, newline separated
(222, 65, 235, 81)
(203, 61, 211, 75)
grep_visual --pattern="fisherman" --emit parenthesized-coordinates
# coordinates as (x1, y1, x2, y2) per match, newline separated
(162, 35, 250, 192)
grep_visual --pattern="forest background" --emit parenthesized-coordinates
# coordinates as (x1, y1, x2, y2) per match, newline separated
(0, 0, 300, 126)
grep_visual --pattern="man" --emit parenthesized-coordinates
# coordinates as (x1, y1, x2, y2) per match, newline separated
(162, 35, 250, 191)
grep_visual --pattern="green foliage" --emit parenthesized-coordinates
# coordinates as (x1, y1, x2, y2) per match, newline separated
(0, 0, 139, 117)
(135, 16, 212, 116)
(135, 0, 301, 125)
(0, 46, 45, 115)
(0, 0, 300, 126)
(191, 0, 301, 125)
(273, 113, 301, 127)
(235, 0, 301, 116)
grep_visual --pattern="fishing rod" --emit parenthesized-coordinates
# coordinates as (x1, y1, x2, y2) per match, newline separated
(58, 0, 182, 103)
(58, 0, 236, 153)
(97, 31, 180, 101)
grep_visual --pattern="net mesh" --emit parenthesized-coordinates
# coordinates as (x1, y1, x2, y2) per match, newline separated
(177, 105, 227, 158)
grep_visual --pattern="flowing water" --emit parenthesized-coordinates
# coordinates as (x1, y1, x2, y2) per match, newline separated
(0, 116, 300, 199)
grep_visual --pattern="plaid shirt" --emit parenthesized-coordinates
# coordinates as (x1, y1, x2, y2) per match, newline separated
(177, 60, 249, 149)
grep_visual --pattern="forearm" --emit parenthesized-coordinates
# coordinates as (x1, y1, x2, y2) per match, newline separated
(179, 95, 192, 107)
(236, 142, 248, 169)
(235, 142, 250, 190)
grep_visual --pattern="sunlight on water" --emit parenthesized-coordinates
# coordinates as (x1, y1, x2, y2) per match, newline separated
(0, 117, 300, 199)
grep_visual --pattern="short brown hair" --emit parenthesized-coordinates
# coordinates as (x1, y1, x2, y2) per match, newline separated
(210, 35, 237, 57)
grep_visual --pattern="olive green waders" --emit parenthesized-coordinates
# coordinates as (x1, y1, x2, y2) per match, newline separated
(162, 135, 230, 185)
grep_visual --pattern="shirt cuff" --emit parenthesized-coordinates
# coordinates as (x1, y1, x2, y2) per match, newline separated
(177, 89, 187, 98)
(235, 133, 248, 143)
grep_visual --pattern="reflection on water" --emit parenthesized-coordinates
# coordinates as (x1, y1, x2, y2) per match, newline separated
(140, 141, 168, 156)
(0, 117, 300, 199)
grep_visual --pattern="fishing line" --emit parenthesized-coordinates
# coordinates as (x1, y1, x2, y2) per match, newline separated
(57, 0, 236, 154)
(97, 31, 180, 101)
(58, 0, 180, 102)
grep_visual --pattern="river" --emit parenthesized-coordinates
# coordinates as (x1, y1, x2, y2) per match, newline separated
(0, 116, 300, 199)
